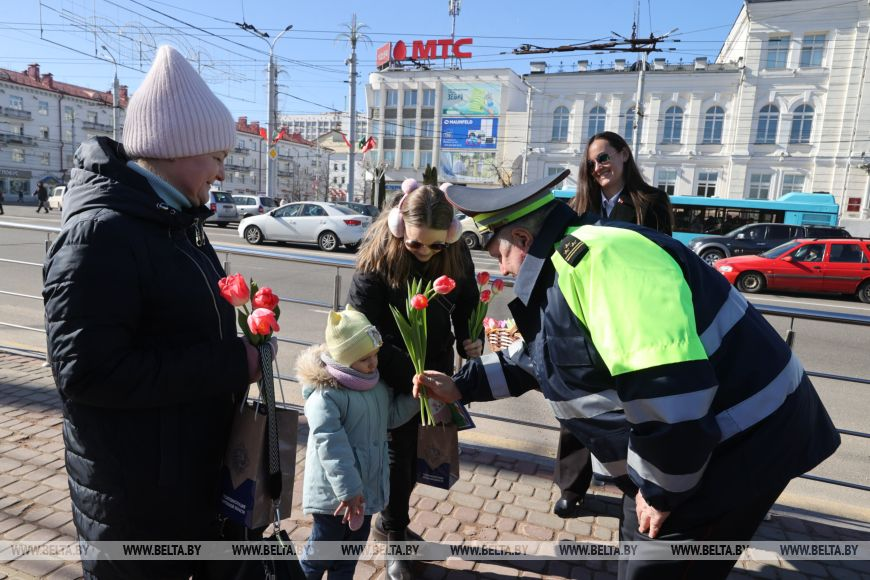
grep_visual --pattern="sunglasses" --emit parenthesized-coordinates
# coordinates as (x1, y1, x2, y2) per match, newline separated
(404, 239, 449, 252)
(586, 152, 612, 172)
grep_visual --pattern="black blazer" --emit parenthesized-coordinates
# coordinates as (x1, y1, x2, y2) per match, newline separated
(607, 186, 673, 235)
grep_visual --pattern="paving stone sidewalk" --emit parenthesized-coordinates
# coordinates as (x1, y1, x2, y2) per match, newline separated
(0, 350, 868, 580)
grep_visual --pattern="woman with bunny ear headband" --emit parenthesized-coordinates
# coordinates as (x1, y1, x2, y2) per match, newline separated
(349, 177, 483, 576)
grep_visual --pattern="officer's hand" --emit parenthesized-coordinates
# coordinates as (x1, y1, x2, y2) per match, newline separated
(463, 338, 484, 359)
(414, 371, 462, 403)
(636, 490, 670, 539)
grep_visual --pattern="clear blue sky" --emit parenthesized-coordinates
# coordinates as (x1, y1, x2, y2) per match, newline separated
(3, 0, 743, 124)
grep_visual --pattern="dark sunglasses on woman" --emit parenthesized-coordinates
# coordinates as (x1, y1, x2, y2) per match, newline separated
(586, 152, 612, 172)
(404, 239, 449, 252)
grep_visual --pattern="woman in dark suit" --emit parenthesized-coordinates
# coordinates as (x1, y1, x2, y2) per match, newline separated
(572, 130, 672, 233)
(551, 131, 674, 519)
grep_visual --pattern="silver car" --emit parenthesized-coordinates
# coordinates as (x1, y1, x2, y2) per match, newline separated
(205, 190, 239, 227)
(233, 194, 278, 219)
(238, 202, 371, 251)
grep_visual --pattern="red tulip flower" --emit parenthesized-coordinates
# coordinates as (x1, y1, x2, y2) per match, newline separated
(253, 287, 280, 311)
(218, 274, 250, 308)
(410, 294, 429, 310)
(491, 278, 505, 294)
(248, 308, 281, 336)
(476, 271, 490, 287)
(433, 275, 457, 295)
(480, 289, 492, 304)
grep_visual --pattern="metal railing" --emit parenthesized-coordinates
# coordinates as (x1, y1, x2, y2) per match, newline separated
(0, 220, 867, 493)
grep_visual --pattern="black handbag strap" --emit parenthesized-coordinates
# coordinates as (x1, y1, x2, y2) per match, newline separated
(258, 343, 283, 501)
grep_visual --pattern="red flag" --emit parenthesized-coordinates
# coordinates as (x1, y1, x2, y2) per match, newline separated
(272, 128, 287, 145)
(259, 128, 267, 140)
(338, 131, 351, 148)
(360, 136, 376, 153)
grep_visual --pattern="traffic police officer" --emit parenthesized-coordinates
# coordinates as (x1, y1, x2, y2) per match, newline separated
(416, 170, 840, 579)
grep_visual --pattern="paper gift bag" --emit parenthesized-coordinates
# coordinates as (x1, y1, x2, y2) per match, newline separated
(219, 402, 298, 529)
(416, 423, 459, 489)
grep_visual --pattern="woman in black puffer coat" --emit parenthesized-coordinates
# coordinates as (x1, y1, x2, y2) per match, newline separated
(43, 45, 259, 580)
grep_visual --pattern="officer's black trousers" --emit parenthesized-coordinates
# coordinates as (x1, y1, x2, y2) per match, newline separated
(554, 426, 593, 502)
(618, 484, 785, 580)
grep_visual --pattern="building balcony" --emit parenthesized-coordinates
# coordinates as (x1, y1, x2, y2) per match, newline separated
(82, 120, 114, 132)
(277, 169, 294, 177)
(1, 108, 32, 121)
(225, 163, 248, 171)
(0, 134, 36, 146)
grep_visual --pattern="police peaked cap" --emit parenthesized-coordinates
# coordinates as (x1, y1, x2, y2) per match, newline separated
(443, 169, 571, 233)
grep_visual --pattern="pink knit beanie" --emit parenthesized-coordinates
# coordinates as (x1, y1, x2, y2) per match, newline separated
(123, 45, 235, 160)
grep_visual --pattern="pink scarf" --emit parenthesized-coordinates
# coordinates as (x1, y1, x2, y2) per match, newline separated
(320, 353, 379, 391)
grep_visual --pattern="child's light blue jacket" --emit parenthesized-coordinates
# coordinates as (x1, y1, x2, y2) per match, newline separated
(298, 345, 418, 515)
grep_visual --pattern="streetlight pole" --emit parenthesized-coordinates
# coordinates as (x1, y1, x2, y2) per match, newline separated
(236, 22, 293, 199)
(101, 45, 120, 142)
(339, 15, 370, 203)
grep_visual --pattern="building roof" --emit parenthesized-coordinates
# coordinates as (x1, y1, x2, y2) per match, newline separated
(0, 64, 129, 107)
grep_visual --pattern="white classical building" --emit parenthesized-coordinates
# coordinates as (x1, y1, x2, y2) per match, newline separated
(528, 0, 870, 225)
(364, 0, 870, 228)
(0, 64, 127, 199)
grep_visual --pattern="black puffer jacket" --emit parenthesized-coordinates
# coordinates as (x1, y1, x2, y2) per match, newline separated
(348, 247, 479, 396)
(43, 137, 249, 545)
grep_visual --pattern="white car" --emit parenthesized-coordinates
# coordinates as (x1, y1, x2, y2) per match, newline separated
(456, 213, 485, 250)
(238, 201, 371, 252)
(48, 186, 66, 211)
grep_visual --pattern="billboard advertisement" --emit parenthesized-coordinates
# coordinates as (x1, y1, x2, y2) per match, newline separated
(440, 118, 498, 150)
(442, 83, 500, 116)
(439, 151, 498, 184)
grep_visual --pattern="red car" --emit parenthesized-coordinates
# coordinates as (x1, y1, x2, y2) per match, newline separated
(714, 238, 870, 303)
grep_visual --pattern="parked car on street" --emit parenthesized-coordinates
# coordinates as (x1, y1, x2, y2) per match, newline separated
(238, 201, 371, 251)
(332, 200, 380, 219)
(205, 190, 239, 227)
(689, 223, 851, 265)
(233, 194, 278, 219)
(48, 186, 66, 211)
(456, 213, 486, 250)
(714, 238, 870, 302)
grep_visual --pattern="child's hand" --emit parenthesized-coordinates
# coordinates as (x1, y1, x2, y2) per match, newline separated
(334, 495, 366, 531)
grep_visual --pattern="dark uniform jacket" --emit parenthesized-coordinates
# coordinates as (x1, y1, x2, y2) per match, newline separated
(606, 185, 672, 235)
(43, 138, 249, 547)
(348, 247, 479, 396)
(454, 202, 839, 528)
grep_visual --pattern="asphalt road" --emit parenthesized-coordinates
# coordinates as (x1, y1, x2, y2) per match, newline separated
(1, 205, 867, 519)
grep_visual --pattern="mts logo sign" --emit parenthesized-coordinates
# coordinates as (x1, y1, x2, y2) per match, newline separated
(376, 39, 473, 67)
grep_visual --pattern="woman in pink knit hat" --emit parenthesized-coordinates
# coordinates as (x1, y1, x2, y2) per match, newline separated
(43, 45, 263, 579)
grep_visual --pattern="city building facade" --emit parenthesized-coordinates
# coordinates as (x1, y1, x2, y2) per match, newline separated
(0, 63, 127, 199)
(279, 111, 367, 146)
(364, 67, 528, 200)
(223, 117, 331, 202)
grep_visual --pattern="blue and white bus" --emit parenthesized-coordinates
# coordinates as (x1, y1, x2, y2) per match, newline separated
(552, 190, 840, 245)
